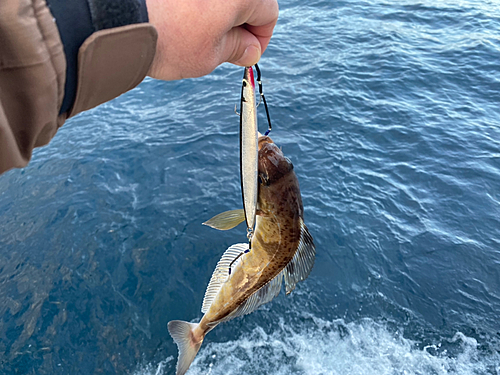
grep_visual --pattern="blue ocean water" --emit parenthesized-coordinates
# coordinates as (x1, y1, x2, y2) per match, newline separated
(1, 0, 500, 373)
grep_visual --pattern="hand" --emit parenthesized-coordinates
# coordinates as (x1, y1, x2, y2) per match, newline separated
(145, 0, 279, 80)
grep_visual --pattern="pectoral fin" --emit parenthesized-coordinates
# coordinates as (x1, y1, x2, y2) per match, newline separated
(203, 209, 245, 230)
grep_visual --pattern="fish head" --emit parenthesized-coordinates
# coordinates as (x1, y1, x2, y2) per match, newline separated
(257, 135, 304, 226)
(257, 136, 294, 188)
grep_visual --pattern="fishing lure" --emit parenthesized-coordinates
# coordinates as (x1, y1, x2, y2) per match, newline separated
(239, 64, 272, 249)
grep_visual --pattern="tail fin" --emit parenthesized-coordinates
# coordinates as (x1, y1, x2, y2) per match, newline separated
(167, 320, 204, 375)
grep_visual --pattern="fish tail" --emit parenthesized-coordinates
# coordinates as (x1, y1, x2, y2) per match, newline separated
(167, 320, 204, 375)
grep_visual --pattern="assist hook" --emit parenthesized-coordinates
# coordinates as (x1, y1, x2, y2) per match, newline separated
(254, 64, 272, 136)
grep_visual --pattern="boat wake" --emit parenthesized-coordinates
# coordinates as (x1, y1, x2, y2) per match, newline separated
(134, 315, 499, 375)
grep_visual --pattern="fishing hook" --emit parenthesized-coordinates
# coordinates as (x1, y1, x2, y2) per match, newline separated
(235, 83, 249, 116)
(228, 227, 253, 275)
(228, 247, 250, 275)
(246, 227, 254, 251)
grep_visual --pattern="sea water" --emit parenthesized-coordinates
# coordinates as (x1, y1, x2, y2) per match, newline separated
(1, 0, 500, 374)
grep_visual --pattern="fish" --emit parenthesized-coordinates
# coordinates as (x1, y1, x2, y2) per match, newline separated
(167, 135, 315, 375)
(239, 66, 259, 235)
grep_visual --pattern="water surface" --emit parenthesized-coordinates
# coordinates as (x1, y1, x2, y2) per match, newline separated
(1, 0, 500, 374)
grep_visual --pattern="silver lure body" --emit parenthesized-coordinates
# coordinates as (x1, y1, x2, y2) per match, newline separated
(240, 67, 259, 233)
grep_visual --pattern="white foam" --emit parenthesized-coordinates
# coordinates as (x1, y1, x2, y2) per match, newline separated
(135, 318, 499, 375)
(134, 356, 173, 375)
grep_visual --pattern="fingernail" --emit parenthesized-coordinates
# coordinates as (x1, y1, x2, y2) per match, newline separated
(234, 44, 261, 67)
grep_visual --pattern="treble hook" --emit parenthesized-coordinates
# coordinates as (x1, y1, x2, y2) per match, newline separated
(254, 64, 272, 136)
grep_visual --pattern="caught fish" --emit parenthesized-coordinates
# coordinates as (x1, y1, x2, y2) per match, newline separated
(239, 66, 259, 238)
(168, 135, 315, 375)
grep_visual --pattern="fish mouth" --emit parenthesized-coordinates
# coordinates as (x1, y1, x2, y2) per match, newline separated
(258, 135, 274, 150)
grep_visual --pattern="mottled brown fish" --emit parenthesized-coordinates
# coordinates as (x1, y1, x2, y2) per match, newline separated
(167, 135, 315, 375)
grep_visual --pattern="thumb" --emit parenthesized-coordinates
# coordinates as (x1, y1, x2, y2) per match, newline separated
(222, 26, 262, 67)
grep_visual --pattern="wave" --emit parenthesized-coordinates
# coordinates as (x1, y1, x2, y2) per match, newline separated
(134, 316, 499, 375)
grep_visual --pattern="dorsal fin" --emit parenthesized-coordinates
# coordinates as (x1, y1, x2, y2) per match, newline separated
(283, 219, 316, 294)
(201, 243, 249, 313)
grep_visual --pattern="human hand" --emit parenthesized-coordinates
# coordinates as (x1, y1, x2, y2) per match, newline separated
(145, 0, 279, 80)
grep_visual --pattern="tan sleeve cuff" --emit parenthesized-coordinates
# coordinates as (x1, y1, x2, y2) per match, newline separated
(68, 23, 157, 118)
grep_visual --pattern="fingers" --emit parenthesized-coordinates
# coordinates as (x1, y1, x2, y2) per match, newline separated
(146, 0, 279, 80)
(229, 0, 279, 65)
(222, 0, 278, 67)
(223, 26, 262, 67)
(245, 21, 277, 55)
(234, 0, 279, 31)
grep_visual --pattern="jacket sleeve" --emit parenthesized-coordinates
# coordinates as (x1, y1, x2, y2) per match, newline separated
(0, 0, 158, 175)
